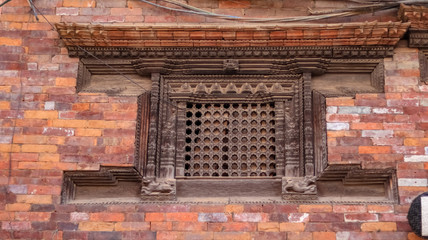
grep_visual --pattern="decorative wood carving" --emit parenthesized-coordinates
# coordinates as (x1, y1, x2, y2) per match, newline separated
(135, 93, 150, 174)
(67, 46, 394, 60)
(141, 178, 176, 201)
(409, 31, 428, 48)
(56, 22, 409, 48)
(312, 91, 328, 177)
(282, 176, 317, 200)
(370, 62, 385, 91)
(419, 50, 428, 82)
(318, 164, 398, 203)
(76, 61, 91, 93)
(144, 73, 316, 200)
(223, 59, 239, 73)
(62, 39, 403, 202)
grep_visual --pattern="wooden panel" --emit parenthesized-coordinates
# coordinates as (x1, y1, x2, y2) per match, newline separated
(176, 178, 282, 198)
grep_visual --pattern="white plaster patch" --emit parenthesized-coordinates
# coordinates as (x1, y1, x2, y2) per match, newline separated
(422, 196, 428, 237)
(326, 106, 337, 114)
(398, 178, 428, 187)
(326, 122, 349, 131)
(44, 101, 55, 110)
(404, 155, 428, 162)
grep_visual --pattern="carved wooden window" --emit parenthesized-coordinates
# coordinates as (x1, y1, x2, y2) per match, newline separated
(62, 46, 399, 204)
(183, 102, 277, 177)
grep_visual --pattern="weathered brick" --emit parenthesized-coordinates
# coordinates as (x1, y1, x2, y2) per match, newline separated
(344, 213, 378, 222)
(172, 222, 207, 231)
(299, 205, 332, 213)
(90, 212, 125, 222)
(233, 213, 268, 222)
(208, 222, 256, 232)
(78, 221, 114, 231)
(151, 222, 173, 231)
(258, 222, 280, 232)
(361, 222, 397, 231)
(287, 232, 312, 240)
(114, 222, 150, 231)
(313, 232, 335, 240)
(198, 213, 228, 222)
(165, 212, 198, 222)
(16, 195, 52, 204)
(279, 222, 305, 232)
(225, 204, 244, 213)
(308, 213, 343, 223)
(213, 232, 252, 240)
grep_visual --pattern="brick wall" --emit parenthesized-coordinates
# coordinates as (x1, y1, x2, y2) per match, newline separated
(1, 0, 427, 239)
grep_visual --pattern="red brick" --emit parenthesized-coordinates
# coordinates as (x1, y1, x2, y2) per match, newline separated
(287, 232, 312, 240)
(90, 213, 125, 222)
(359, 146, 391, 154)
(172, 222, 207, 231)
(351, 122, 383, 130)
(344, 213, 378, 222)
(114, 222, 150, 231)
(313, 232, 335, 240)
(213, 232, 252, 240)
(361, 222, 397, 231)
(165, 212, 198, 222)
(309, 213, 344, 222)
(14, 212, 51, 221)
(208, 222, 256, 232)
(326, 98, 355, 106)
(151, 222, 172, 231)
(258, 222, 280, 232)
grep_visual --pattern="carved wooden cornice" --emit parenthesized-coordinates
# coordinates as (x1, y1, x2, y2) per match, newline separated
(56, 22, 409, 51)
(66, 46, 394, 60)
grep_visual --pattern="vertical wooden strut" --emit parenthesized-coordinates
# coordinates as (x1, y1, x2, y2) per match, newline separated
(312, 90, 327, 177)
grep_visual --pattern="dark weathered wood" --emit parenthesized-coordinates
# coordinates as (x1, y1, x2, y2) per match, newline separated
(176, 178, 282, 198)
(135, 93, 151, 174)
(312, 91, 327, 177)
(61, 167, 141, 204)
(303, 73, 314, 176)
(419, 50, 428, 82)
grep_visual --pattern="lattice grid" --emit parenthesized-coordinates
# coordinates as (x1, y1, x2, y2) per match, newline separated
(184, 102, 277, 177)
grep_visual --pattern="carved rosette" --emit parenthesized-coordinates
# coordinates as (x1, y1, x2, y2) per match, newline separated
(282, 176, 318, 200)
(141, 178, 177, 201)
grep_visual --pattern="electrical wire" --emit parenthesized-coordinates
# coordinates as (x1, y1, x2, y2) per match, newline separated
(139, 0, 358, 22)
(139, 0, 428, 23)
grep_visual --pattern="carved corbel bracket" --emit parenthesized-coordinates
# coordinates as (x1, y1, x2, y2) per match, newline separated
(223, 59, 239, 73)
(131, 58, 172, 75)
(141, 178, 177, 201)
(294, 58, 330, 75)
(281, 176, 318, 200)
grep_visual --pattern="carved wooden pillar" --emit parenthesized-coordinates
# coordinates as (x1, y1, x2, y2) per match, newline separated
(145, 73, 160, 179)
(284, 79, 302, 177)
(175, 102, 187, 177)
(303, 72, 314, 176)
(274, 101, 285, 177)
(141, 74, 177, 201)
(135, 92, 150, 175)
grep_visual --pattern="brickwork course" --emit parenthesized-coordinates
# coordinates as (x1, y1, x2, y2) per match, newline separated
(0, 0, 428, 239)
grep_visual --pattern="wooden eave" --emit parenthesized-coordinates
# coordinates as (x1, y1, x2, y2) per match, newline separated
(56, 21, 409, 48)
(399, 4, 428, 30)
